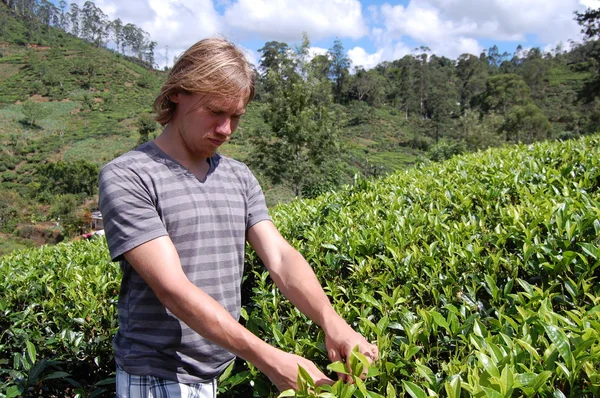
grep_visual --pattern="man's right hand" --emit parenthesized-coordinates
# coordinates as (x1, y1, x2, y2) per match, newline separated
(263, 351, 333, 391)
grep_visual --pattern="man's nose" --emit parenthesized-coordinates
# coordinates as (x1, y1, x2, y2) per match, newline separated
(215, 116, 232, 136)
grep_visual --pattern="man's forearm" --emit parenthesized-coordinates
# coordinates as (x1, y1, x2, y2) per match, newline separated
(159, 279, 280, 372)
(123, 237, 280, 374)
(268, 247, 346, 334)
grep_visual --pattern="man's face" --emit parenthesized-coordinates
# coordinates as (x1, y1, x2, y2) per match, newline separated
(169, 92, 246, 159)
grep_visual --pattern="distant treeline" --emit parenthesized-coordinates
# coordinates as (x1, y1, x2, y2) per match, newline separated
(0, 0, 157, 66)
(255, 36, 599, 148)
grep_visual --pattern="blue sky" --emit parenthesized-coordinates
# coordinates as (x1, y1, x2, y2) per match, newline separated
(58, 0, 599, 69)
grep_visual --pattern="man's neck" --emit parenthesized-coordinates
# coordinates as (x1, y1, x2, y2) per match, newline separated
(154, 127, 211, 180)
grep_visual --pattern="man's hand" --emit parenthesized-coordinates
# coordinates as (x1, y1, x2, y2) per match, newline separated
(262, 351, 333, 391)
(324, 318, 379, 382)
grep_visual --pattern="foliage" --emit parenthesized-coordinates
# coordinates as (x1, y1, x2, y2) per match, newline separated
(2, 135, 600, 396)
(49, 193, 84, 235)
(575, 7, 600, 41)
(35, 159, 99, 199)
(426, 139, 466, 162)
(0, 189, 24, 233)
(574, 7, 600, 104)
(135, 113, 157, 145)
(20, 100, 49, 127)
(251, 34, 345, 198)
(502, 103, 552, 143)
(0, 238, 118, 397)
(477, 74, 531, 116)
(238, 134, 600, 397)
(279, 348, 386, 398)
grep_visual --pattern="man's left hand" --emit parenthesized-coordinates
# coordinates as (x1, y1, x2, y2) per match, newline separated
(324, 318, 379, 382)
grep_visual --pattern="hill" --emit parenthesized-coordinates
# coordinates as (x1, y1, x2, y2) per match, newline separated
(1, 0, 599, 257)
(0, 3, 425, 253)
(1, 134, 599, 396)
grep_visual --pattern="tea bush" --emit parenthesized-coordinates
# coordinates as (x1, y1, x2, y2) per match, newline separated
(1, 135, 599, 397)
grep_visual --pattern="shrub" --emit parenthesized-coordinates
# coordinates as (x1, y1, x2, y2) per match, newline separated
(21, 100, 49, 127)
(2, 135, 600, 397)
(2, 170, 18, 182)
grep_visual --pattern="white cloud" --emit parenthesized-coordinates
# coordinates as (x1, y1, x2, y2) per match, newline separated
(348, 47, 384, 70)
(223, 0, 368, 41)
(69, 0, 597, 71)
(140, 0, 221, 49)
(238, 45, 259, 68)
(425, 0, 588, 43)
(352, 0, 593, 70)
(72, 0, 222, 68)
(579, 0, 600, 8)
(309, 46, 329, 59)
(380, 0, 591, 46)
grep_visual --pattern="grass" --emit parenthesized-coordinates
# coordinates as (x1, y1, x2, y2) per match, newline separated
(0, 234, 35, 256)
(63, 134, 138, 165)
(368, 150, 420, 172)
(0, 62, 21, 82)
(548, 65, 592, 87)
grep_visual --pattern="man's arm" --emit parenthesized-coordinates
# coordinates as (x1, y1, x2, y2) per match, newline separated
(123, 235, 332, 391)
(247, 220, 379, 378)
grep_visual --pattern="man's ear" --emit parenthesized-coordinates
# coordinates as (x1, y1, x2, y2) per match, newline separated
(169, 93, 180, 103)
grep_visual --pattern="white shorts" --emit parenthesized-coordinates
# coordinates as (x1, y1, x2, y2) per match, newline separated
(116, 366, 217, 398)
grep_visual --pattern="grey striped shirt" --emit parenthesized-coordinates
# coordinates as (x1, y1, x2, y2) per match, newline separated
(98, 141, 271, 383)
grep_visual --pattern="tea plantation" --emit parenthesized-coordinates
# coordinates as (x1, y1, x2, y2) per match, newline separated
(1, 135, 599, 397)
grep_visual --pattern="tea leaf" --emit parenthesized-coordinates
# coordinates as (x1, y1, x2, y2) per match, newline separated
(403, 381, 426, 398)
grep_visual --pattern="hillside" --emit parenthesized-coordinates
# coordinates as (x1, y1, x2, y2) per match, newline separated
(0, 3, 430, 253)
(1, 134, 599, 396)
(1, 1, 599, 256)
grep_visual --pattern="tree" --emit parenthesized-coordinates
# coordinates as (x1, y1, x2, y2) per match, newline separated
(391, 55, 420, 120)
(58, 0, 68, 30)
(250, 34, 344, 198)
(36, 160, 100, 198)
(21, 100, 49, 127)
(575, 7, 600, 40)
(257, 41, 290, 93)
(575, 7, 600, 103)
(81, 1, 108, 46)
(414, 47, 431, 118)
(456, 54, 488, 112)
(426, 55, 459, 142)
(456, 110, 503, 150)
(146, 40, 157, 66)
(50, 193, 84, 236)
(501, 103, 551, 143)
(486, 45, 510, 70)
(136, 114, 157, 145)
(110, 18, 123, 53)
(68, 3, 80, 37)
(328, 39, 350, 104)
(257, 41, 290, 76)
(519, 57, 549, 98)
(477, 74, 531, 116)
(351, 68, 385, 106)
(0, 190, 24, 233)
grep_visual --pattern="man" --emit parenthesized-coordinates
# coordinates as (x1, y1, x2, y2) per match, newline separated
(99, 37, 377, 397)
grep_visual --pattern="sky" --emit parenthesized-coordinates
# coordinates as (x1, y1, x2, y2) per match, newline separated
(58, 0, 600, 70)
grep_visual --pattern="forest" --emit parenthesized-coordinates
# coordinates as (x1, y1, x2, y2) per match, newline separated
(0, 0, 599, 253)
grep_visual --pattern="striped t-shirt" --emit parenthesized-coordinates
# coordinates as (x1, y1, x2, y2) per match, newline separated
(98, 141, 271, 383)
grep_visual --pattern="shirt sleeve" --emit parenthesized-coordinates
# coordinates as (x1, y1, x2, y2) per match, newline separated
(99, 163, 168, 262)
(245, 166, 271, 230)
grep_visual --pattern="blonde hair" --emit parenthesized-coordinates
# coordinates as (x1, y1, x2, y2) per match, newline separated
(153, 37, 255, 126)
